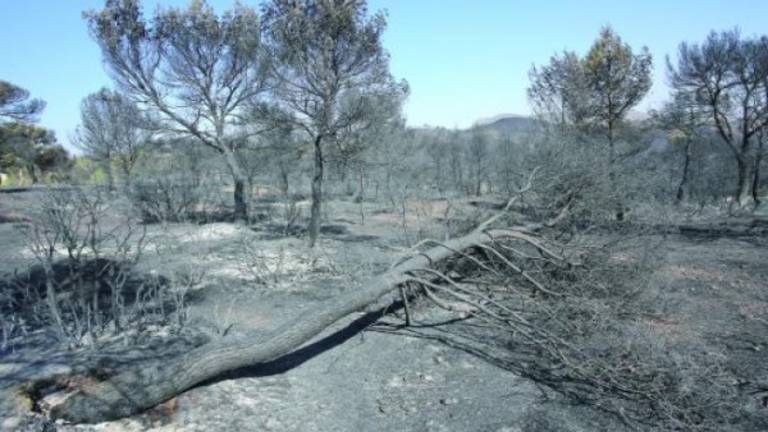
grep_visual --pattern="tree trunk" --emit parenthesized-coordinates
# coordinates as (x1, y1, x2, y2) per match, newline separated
(121, 165, 133, 191)
(734, 155, 754, 208)
(607, 123, 624, 221)
(308, 135, 324, 248)
(341, 160, 354, 196)
(234, 179, 247, 221)
(433, 158, 443, 193)
(676, 140, 692, 203)
(104, 160, 114, 191)
(357, 160, 365, 225)
(278, 161, 290, 198)
(224, 151, 248, 221)
(752, 134, 764, 207)
(47, 217, 534, 423)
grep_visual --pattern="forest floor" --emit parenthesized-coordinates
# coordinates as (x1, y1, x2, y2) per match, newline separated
(1, 188, 767, 431)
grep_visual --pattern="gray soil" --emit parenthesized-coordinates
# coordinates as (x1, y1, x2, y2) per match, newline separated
(1, 190, 767, 431)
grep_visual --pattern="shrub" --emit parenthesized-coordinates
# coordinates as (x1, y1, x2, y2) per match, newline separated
(1, 186, 189, 350)
(128, 175, 206, 223)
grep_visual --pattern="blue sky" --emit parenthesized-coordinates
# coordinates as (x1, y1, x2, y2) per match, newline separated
(2, 0, 767, 150)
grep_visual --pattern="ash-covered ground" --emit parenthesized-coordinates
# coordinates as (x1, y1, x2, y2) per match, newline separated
(1, 189, 767, 431)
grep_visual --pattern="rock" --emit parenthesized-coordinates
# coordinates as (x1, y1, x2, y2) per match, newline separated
(439, 397, 458, 406)
(264, 417, 283, 431)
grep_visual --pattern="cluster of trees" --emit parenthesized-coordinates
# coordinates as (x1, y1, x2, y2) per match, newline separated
(528, 27, 653, 220)
(78, 0, 406, 246)
(528, 27, 653, 157)
(528, 27, 768, 211)
(0, 80, 71, 185)
(5, 3, 768, 426)
(4, 2, 766, 237)
(666, 30, 768, 207)
(74, 88, 151, 190)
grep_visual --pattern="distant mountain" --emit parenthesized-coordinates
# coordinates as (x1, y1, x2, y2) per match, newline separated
(473, 113, 527, 126)
(474, 114, 539, 136)
(476, 111, 652, 134)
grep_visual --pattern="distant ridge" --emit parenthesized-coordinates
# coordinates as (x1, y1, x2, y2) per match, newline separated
(474, 114, 539, 135)
(473, 113, 530, 126)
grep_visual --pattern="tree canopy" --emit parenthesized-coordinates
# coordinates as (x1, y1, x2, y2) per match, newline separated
(0, 80, 46, 123)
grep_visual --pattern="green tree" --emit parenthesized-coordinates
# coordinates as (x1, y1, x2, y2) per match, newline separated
(1, 80, 50, 182)
(581, 27, 653, 167)
(0, 122, 66, 183)
(528, 27, 652, 220)
(0, 80, 45, 122)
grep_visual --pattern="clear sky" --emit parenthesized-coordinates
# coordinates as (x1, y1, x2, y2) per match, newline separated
(2, 0, 767, 151)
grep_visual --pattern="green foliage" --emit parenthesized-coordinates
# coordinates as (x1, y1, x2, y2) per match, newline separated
(0, 170, 19, 187)
(0, 80, 45, 122)
(0, 121, 71, 183)
(0, 80, 72, 184)
(71, 157, 107, 185)
(580, 26, 653, 130)
(528, 26, 653, 135)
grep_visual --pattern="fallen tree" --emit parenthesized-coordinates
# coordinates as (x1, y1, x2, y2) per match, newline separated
(26, 189, 761, 431)
(39, 188, 571, 423)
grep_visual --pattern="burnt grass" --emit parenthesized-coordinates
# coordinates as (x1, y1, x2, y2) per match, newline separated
(252, 222, 380, 243)
(0, 257, 200, 359)
(1, 190, 768, 431)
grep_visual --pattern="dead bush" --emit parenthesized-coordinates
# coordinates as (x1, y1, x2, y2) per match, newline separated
(128, 176, 208, 223)
(1, 187, 190, 350)
(381, 228, 761, 431)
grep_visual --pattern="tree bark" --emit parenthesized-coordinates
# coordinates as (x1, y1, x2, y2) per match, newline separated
(308, 135, 324, 248)
(676, 140, 692, 203)
(278, 161, 290, 198)
(47, 220, 537, 423)
(752, 133, 764, 207)
(357, 160, 365, 225)
(607, 121, 624, 221)
(234, 179, 247, 221)
(224, 150, 248, 221)
(120, 157, 136, 191)
(734, 155, 755, 208)
(104, 160, 114, 191)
